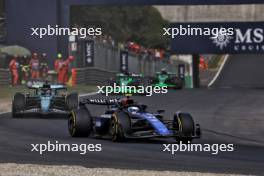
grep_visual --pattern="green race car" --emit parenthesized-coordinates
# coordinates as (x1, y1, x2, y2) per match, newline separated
(106, 73, 148, 95)
(150, 71, 183, 89)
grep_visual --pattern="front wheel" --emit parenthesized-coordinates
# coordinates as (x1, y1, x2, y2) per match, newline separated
(68, 108, 92, 137)
(66, 92, 79, 110)
(173, 113, 195, 143)
(170, 77, 183, 89)
(12, 93, 26, 118)
(109, 112, 131, 142)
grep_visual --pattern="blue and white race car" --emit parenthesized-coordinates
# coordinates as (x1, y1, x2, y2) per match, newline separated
(12, 81, 78, 118)
(68, 97, 201, 142)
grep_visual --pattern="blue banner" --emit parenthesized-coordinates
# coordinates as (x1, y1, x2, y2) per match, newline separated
(170, 22, 264, 54)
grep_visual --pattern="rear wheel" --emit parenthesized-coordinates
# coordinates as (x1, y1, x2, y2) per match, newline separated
(68, 108, 92, 137)
(110, 112, 131, 142)
(66, 92, 79, 110)
(150, 77, 158, 85)
(170, 77, 183, 89)
(12, 93, 25, 118)
(173, 113, 195, 143)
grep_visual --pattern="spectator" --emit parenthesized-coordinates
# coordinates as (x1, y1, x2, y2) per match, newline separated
(29, 53, 40, 79)
(54, 53, 64, 84)
(21, 55, 30, 84)
(40, 53, 49, 79)
(9, 55, 19, 86)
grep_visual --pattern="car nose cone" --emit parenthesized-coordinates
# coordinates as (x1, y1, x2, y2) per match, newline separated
(41, 97, 51, 113)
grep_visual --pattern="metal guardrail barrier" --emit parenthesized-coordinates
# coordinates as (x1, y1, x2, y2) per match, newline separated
(77, 39, 179, 76)
(0, 69, 10, 85)
(75, 67, 116, 85)
(0, 39, 181, 86)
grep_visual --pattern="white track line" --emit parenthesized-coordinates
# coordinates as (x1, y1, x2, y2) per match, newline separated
(0, 111, 10, 115)
(208, 54, 229, 87)
(0, 92, 98, 116)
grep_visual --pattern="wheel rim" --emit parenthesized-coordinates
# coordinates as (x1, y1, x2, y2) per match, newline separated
(110, 120, 117, 140)
(68, 114, 75, 135)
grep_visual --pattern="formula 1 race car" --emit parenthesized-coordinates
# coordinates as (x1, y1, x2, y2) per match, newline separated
(68, 97, 201, 142)
(150, 70, 183, 89)
(12, 81, 78, 118)
(105, 73, 149, 95)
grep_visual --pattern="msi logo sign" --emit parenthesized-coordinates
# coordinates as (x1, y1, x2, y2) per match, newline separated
(211, 28, 264, 52)
(235, 28, 264, 44)
(230, 28, 264, 52)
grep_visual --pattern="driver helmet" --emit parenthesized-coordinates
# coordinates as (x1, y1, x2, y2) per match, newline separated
(42, 89, 51, 96)
(120, 97, 134, 106)
(46, 89, 51, 95)
(128, 106, 140, 114)
(124, 71, 131, 76)
(161, 68, 167, 74)
(27, 81, 33, 87)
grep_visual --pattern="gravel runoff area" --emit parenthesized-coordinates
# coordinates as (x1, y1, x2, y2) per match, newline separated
(0, 98, 11, 112)
(0, 164, 251, 176)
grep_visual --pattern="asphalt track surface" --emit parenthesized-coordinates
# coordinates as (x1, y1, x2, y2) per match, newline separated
(0, 54, 264, 175)
(213, 54, 264, 88)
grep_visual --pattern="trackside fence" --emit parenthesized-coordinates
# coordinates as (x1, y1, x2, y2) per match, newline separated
(0, 69, 10, 85)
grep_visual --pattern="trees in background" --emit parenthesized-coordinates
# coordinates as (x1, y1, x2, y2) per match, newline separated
(0, 0, 4, 17)
(70, 6, 169, 49)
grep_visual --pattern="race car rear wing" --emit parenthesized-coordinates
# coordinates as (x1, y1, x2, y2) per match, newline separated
(117, 73, 143, 77)
(27, 80, 66, 90)
(80, 98, 119, 106)
(156, 72, 177, 75)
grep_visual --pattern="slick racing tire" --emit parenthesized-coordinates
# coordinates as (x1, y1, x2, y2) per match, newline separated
(149, 76, 158, 85)
(12, 93, 26, 118)
(140, 77, 151, 87)
(173, 77, 183, 89)
(173, 113, 195, 143)
(68, 108, 92, 137)
(110, 112, 131, 142)
(66, 92, 79, 110)
(168, 77, 183, 89)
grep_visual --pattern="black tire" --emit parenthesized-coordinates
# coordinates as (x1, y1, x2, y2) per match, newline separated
(110, 111, 131, 142)
(66, 92, 79, 110)
(169, 77, 183, 89)
(140, 77, 151, 87)
(174, 113, 195, 143)
(68, 108, 92, 137)
(12, 93, 26, 118)
(150, 77, 158, 85)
